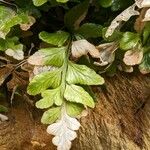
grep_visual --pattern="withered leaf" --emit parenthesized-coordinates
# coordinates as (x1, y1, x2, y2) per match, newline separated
(71, 39, 100, 58)
(7, 71, 29, 91)
(123, 49, 143, 66)
(0, 64, 14, 86)
(134, 8, 147, 32)
(105, 4, 139, 38)
(95, 42, 118, 66)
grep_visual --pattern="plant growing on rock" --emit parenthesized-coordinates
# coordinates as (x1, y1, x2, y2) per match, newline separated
(0, 0, 149, 150)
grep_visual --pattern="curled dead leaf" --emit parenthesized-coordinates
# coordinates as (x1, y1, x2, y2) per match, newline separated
(94, 42, 118, 66)
(105, 4, 139, 38)
(71, 39, 100, 58)
(123, 49, 143, 66)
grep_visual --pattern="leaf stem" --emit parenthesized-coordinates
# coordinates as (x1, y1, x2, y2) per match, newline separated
(61, 37, 72, 97)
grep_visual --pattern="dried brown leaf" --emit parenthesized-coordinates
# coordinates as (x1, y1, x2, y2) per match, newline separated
(123, 49, 143, 66)
(106, 4, 139, 38)
(94, 42, 118, 66)
(134, 8, 147, 32)
(7, 71, 28, 91)
(71, 39, 100, 58)
(0, 64, 14, 86)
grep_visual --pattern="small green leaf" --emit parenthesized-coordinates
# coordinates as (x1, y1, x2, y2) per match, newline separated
(111, 0, 122, 11)
(0, 37, 20, 51)
(39, 31, 70, 47)
(28, 47, 66, 66)
(66, 102, 84, 117)
(139, 52, 150, 74)
(41, 107, 61, 124)
(0, 105, 8, 112)
(66, 62, 104, 85)
(77, 23, 103, 38)
(0, 6, 15, 27)
(27, 69, 62, 95)
(120, 32, 140, 50)
(143, 22, 150, 44)
(36, 87, 63, 108)
(98, 0, 112, 8)
(111, 0, 132, 11)
(64, 84, 95, 108)
(102, 27, 122, 42)
(64, 0, 89, 31)
(36, 96, 54, 109)
(56, 0, 69, 3)
(0, 6, 16, 38)
(0, 38, 7, 50)
(4, 14, 25, 31)
(0, 6, 32, 38)
(32, 0, 47, 6)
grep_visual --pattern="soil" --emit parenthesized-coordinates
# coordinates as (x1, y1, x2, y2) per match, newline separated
(0, 72, 150, 150)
